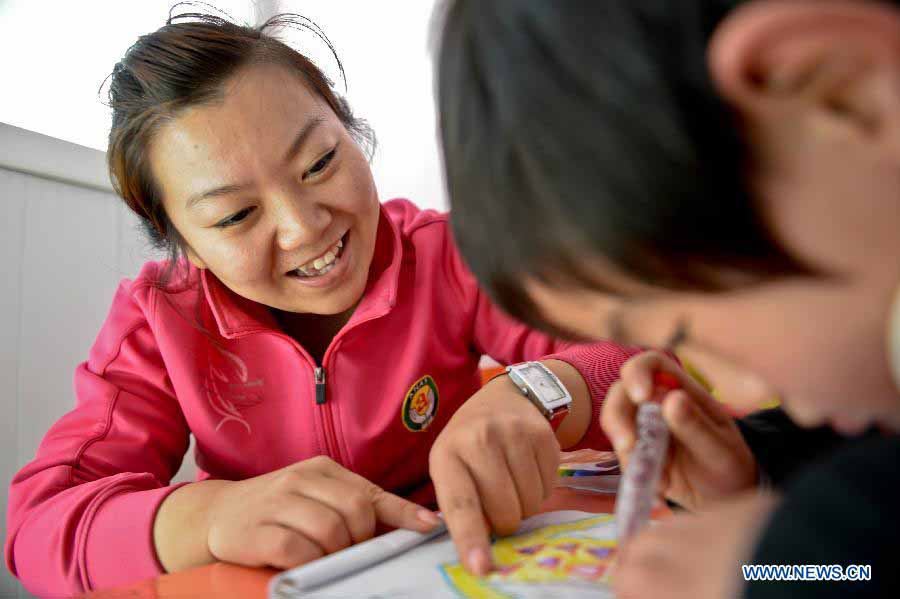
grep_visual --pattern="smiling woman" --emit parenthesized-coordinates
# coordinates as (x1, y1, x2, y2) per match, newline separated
(106, 13, 376, 292)
(144, 59, 380, 318)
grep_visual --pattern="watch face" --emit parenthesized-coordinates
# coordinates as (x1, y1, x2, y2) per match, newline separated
(519, 364, 566, 401)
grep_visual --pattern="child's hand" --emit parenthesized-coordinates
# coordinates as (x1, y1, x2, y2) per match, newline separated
(602, 351, 759, 510)
(429, 378, 561, 576)
(614, 491, 780, 599)
(204, 456, 440, 569)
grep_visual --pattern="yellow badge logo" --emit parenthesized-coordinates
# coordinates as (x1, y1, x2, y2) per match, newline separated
(401, 375, 439, 432)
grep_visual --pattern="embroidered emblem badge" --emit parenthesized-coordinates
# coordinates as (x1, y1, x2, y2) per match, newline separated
(401, 375, 439, 432)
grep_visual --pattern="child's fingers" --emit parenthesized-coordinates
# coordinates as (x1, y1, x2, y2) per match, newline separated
(657, 441, 676, 500)
(657, 468, 671, 501)
(431, 452, 494, 576)
(675, 378, 734, 429)
(619, 351, 677, 402)
(662, 390, 734, 472)
(620, 351, 732, 427)
(601, 380, 638, 464)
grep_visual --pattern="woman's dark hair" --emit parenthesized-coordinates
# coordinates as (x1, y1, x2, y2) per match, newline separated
(104, 6, 374, 284)
(436, 0, 818, 330)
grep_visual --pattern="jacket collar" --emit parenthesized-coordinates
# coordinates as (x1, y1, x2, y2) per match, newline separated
(200, 203, 403, 340)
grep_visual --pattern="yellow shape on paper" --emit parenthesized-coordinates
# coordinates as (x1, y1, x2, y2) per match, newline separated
(441, 515, 617, 598)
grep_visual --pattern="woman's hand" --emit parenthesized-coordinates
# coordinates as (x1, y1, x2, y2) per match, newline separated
(198, 456, 440, 570)
(602, 351, 759, 510)
(429, 375, 561, 576)
(614, 491, 780, 599)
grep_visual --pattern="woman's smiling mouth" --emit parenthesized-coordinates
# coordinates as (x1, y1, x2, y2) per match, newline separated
(286, 231, 351, 287)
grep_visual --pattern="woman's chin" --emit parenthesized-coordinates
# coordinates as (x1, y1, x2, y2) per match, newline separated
(278, 279, 366, 316)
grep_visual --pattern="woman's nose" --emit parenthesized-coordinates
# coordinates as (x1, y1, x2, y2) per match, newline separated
(275, 197, 333, 251)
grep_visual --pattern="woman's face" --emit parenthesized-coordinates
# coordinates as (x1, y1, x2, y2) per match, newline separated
(150, 63, 380, 315)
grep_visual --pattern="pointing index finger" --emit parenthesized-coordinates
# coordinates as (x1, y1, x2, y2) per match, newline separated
(322, 464, 440, 533)
(432, 454, 493, 576)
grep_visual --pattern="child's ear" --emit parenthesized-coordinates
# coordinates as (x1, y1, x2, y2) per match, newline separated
(707, 0, 900, 154)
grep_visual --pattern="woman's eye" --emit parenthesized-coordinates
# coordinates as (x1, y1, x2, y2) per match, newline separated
(303, 148, 336, 180)
(215, 207, 254, 228)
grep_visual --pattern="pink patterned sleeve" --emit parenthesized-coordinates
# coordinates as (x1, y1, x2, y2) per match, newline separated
(542, 342, 646, 450)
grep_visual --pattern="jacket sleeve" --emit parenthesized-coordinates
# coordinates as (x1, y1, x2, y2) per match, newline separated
(442, 229, 645, 450)
(5, 280, 191, 596)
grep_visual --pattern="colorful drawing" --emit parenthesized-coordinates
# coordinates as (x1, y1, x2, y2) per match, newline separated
(440, 515, 617, 598)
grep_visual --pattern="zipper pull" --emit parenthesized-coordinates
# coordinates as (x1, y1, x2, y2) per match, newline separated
(315, 366, 327, 405)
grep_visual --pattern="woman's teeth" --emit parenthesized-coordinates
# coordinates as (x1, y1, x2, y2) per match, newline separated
(292, 237, 344, 278)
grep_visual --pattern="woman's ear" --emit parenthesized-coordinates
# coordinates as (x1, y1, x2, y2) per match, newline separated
(708, 0, 900, 151)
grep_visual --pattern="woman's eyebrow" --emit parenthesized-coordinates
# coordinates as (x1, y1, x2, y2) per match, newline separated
(186, 182, 249, 210)
(282, 115, 324, 164)
(184, 116, 326, 210)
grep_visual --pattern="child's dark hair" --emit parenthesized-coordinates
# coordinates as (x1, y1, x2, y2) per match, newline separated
(436, 0, 819, 330)
(104, 6, 374, 285)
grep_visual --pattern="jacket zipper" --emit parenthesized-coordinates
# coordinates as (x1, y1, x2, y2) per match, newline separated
(315, 367, 327, 405)
(314, 365, 340, 462)
(313, 303, 393, 463)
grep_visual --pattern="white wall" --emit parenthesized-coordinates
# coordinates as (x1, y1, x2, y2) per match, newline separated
(0, 125, 197, 599)
(0, 0, 447, 211)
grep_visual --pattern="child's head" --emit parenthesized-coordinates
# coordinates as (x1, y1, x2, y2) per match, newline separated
(437, 0, 900, 431)
(107, 12, 380, 316)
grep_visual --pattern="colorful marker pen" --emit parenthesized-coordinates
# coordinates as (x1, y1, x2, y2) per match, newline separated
(614, 371, 680, 542)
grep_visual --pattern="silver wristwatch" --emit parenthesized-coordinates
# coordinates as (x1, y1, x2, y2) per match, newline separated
(505, 362, 572, 427)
